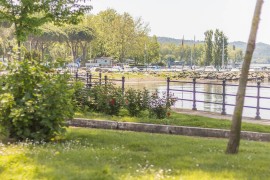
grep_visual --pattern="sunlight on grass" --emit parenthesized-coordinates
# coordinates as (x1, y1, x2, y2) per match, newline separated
(1, 128, 270, 179)
(75, 110, 270, 133)
(0, 143, 37, 179)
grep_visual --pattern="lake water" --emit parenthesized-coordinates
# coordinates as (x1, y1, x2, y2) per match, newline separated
(124, 80, 270, 120)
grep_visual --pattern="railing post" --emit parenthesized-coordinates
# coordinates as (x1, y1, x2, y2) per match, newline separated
(104, 75, 108, 85)
(167, 77, 170, 99)
(89, 73, 92, 88)
(255, 81, 261, 120)
(75, 72, 78, 81)
(99, 72, 102, 85)
(192, 78, 197, 111)
(86, 72, 89, 85)
(221, 79, 227, 115)
(122, 76, 125, 95)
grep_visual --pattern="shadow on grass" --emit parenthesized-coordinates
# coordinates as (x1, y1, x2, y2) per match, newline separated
(19, 128, 270, 179)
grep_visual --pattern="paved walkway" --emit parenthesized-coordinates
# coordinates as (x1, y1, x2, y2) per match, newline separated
(173, 108, 270, 126)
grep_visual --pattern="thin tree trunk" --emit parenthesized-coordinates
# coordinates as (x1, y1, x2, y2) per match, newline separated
(80, 42, 88, 66)
(226, 0, 263, 154)
(35, 41, 39, 50)
(41, 44, 45, 62)
(71, 44, 77, 62)
(2, 43, 5, 61)
(18, 40, 21, 61)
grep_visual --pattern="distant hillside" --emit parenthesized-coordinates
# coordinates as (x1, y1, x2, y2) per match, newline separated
(158, 37, 270, 63)
(157, 37, 203, 45)
(227, 41, 270, 63)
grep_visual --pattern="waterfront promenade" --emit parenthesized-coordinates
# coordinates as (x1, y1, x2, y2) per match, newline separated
(173, 108, 270, 126)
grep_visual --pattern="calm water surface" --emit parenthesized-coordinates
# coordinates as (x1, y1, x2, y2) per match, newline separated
(124, 80, 270, 120)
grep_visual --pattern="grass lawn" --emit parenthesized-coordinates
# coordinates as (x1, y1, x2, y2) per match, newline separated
(1, 128, 270, 179)
(75, 110, 270, 133)
(91, 71, 177, 81)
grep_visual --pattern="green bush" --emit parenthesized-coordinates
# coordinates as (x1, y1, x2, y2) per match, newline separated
(90, 84, 123, 115)
(73, 81, 92, 111)
(124, 88, 150, 116)
(148, 90, 176, 119)
(0, 58, 74, 141)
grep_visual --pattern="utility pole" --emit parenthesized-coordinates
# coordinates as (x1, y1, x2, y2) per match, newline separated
(190, 38, 193, 68)
(193, 36, 196, 68)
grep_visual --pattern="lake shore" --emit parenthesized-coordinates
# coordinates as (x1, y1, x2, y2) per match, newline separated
(88, 70, 270, 82)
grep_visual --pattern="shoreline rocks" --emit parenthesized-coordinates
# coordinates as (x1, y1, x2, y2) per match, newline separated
(173, 71, 269, 81)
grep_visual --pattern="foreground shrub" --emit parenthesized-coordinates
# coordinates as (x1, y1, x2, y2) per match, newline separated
(0, 58, 74, 141)
(148, 90, 176, 119)
(90, 84, 123, 115)
(73, 81, 92, 111)
(124, 88, 150, 116)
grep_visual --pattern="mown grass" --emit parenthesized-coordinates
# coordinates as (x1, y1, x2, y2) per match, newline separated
(1, 128, 270, 179)
(75, 109, 270, 133)
(91, 71, 178, 81)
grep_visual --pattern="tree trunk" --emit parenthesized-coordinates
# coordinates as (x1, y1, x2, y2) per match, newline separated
(18, 40, 21, 61)
(226, 0, 263, 154)
(81, 42, 88, 66)
(41, 44, 45, 61)
(71, 44, 77, 62)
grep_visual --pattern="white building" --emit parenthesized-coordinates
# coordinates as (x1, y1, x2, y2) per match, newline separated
(86, 57, 113, 68)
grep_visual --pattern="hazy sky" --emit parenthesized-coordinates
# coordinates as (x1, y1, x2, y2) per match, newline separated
(90, 0, 270, 44)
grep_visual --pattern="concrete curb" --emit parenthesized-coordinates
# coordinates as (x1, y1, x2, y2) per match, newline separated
(69, 118, 270, 142)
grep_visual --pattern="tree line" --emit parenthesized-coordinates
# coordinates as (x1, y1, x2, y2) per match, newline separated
(160, 29, 244, 68)
(0, 3, 243, 68)
(0, 8, 160, 66)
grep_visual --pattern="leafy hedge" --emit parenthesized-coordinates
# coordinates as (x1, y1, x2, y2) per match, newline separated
(0, 58, 74, 141)
(0, 58, 175, 142)
(74, 83, 176, 119)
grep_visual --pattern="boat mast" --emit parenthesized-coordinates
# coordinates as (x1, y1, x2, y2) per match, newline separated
(222, 36, 225, 69)
(191, 36, 195, 69)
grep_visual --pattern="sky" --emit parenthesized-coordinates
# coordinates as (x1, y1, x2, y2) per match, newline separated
(90, 0, 270, 44)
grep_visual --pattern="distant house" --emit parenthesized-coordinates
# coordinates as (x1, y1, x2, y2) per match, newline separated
(125, 59, 135, 64)
(67, 63, 79, 68)
(86, 57, 114, 68)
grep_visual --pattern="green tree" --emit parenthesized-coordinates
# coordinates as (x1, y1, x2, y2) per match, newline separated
(213, 29, 222, 69)
(0, 0, 92, 60)
(130, 17, 150, 64)
(64, 24, 94, 62)
(228, 46, 243, 65)
(213, 29, 228, 69)
(30, 24, 67, 61)
(147, 35, 160, 64)
(89, 9, 153, 63)
(194, 44, 205, 66)
(226, 0, 263, 154)
(90, 9, 119, 58)
(117, 12, 136, 62)
(0, 23, 15, 61)
(204, 30, 213, 66)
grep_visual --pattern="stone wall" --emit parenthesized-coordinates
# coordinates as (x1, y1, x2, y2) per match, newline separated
(69, 118, 270, 142)
(168, 71, 270, 81)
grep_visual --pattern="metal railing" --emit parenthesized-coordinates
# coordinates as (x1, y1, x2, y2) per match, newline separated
(74, 72, 125, 94)
(167, 77, 270, 120)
